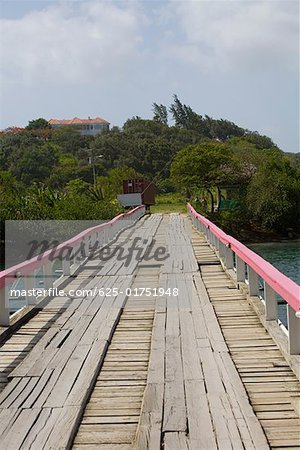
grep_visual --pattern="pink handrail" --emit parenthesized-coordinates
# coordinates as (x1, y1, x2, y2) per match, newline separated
(188, 203, 300, 312)
(0, 205, 145, 289)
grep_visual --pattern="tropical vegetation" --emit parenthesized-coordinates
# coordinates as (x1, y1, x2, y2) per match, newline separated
(0, 95, 299, 241)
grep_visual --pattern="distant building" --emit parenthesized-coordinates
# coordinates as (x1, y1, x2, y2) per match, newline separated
(48, 117, 110, 136)
(3, 127, 25, 134)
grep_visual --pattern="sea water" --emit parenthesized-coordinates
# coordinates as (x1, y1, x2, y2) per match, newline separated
(248, 241, 300, 327)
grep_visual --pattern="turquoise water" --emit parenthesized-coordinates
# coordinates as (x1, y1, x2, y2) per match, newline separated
(249, 241, 300, 285)
(248, 241, 300, 327)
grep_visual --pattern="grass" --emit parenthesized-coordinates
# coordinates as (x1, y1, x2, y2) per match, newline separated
(150, 193, 187, 214)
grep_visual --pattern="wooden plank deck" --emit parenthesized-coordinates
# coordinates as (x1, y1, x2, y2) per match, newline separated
(0, 213, 299, 449)
(0, 308, 68, 393)
(192, 230, 300, 450)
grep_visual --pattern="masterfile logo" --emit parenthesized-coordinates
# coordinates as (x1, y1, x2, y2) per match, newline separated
(5, 220, 169, 270)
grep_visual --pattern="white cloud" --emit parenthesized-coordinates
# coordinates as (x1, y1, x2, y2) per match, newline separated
(0, 1, 144, 86)
(0, 0, 298, 152)
(161, 0, 299, 72)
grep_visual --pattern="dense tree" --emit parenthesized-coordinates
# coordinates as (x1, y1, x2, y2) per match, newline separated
(0, 105, 298, 236)
(93, 127, 125, 170)
(169, 95, 248, 140)
(152, 103, 168, 125)
(26, 118, 51, 130)
(12, 144, 59, 185)
(243, 131, 276, 149)
(286, 152, 300, 170)
(209, 118, 244, 141)
(169, 95, 210, 136)
(171, 141, 235, 212)
(52, 126, 92, 156)
(96, 166, 142, 200)
(247, 157, 300, 232)
(228, 138, 282, 181)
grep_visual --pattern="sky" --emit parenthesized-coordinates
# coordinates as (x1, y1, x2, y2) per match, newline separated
(0, 0, 299, 152)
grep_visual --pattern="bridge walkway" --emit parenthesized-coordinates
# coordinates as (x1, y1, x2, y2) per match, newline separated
(0, 213, 299, 449)
(192, 230, 300, 450)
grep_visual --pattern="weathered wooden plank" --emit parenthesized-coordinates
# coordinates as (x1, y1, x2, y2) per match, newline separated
(65, 340, 108, 407)
(74, 430, 135, 445)
(179, 310, 203, 381)
(82, 416, 139, 424)
(44, 344, 92, 408)
(0, 408, 41, 449)
(0, 408, 21, 439)
(185, 379, 217, 449)
(1, 212, 298, 450)
(21, 407, 57, 450)
(0, 378, 20, 406)
(0, 377, 31, 408)
(134, 383, 164, 450)
(21, 368, 53, 408)
(9, 327, 61, 378)
(84, 408, 140, 416)
(44, 406, 82, 449)
(73, 445, 132, 450)
(198, 249, 300, 450)
(6, 376, 39, 409)
(164, 432, 189, 450)
(163, 334, 186, 432)
(217, 352, 270, 449)
(193, 273, 228, 353)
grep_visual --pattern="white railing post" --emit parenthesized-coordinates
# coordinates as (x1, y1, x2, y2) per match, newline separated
(206, 229, 210, 243)
(85, 236, 90, 257)
(225, 245, 234, 269)
(0, 286, 9, 326)
(213, 235, 218, 249)
(264, 282, 278, 321)
(62, 253, 71, 276)
(103, 227, 108, 244)
(44, 262, 54, 290)
(72, 244, 79, 268)
(219, 242, 226, 261)
(209, 230, 213, 244)
(80, 237, 88, 260)
(236, 256, 246, 282)
(210, 232, 215, 247)
(110, 223, 115, 240)
(90, 232, 97, 247)
(248, 266, 259, 296)
(25, 273, 36, 306)
(287, 305, 300, 355)
(106, 226, 110, 243)
(98, 232, 104, 248)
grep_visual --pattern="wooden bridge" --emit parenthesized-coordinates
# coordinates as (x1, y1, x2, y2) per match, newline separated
(0, 206, 299, 449)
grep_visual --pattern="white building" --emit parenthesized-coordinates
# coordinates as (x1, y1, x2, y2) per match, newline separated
(49, 117, 110, 136)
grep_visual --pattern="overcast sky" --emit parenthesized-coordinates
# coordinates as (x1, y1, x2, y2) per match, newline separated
(0, 0, 299, 152)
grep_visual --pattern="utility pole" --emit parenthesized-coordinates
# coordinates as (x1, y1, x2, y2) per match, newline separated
(88, 153, 103, 187)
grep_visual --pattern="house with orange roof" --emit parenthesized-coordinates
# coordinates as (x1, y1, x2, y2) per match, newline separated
(48, 117, 110, 136)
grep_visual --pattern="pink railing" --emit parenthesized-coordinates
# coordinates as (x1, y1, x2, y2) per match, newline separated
(0, 205, 145, 326)
(188, 203, 300, 355)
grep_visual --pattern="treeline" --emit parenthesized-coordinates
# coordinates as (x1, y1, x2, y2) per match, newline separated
(172, 141, 300, 235)
(0, 95, 299, 235)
